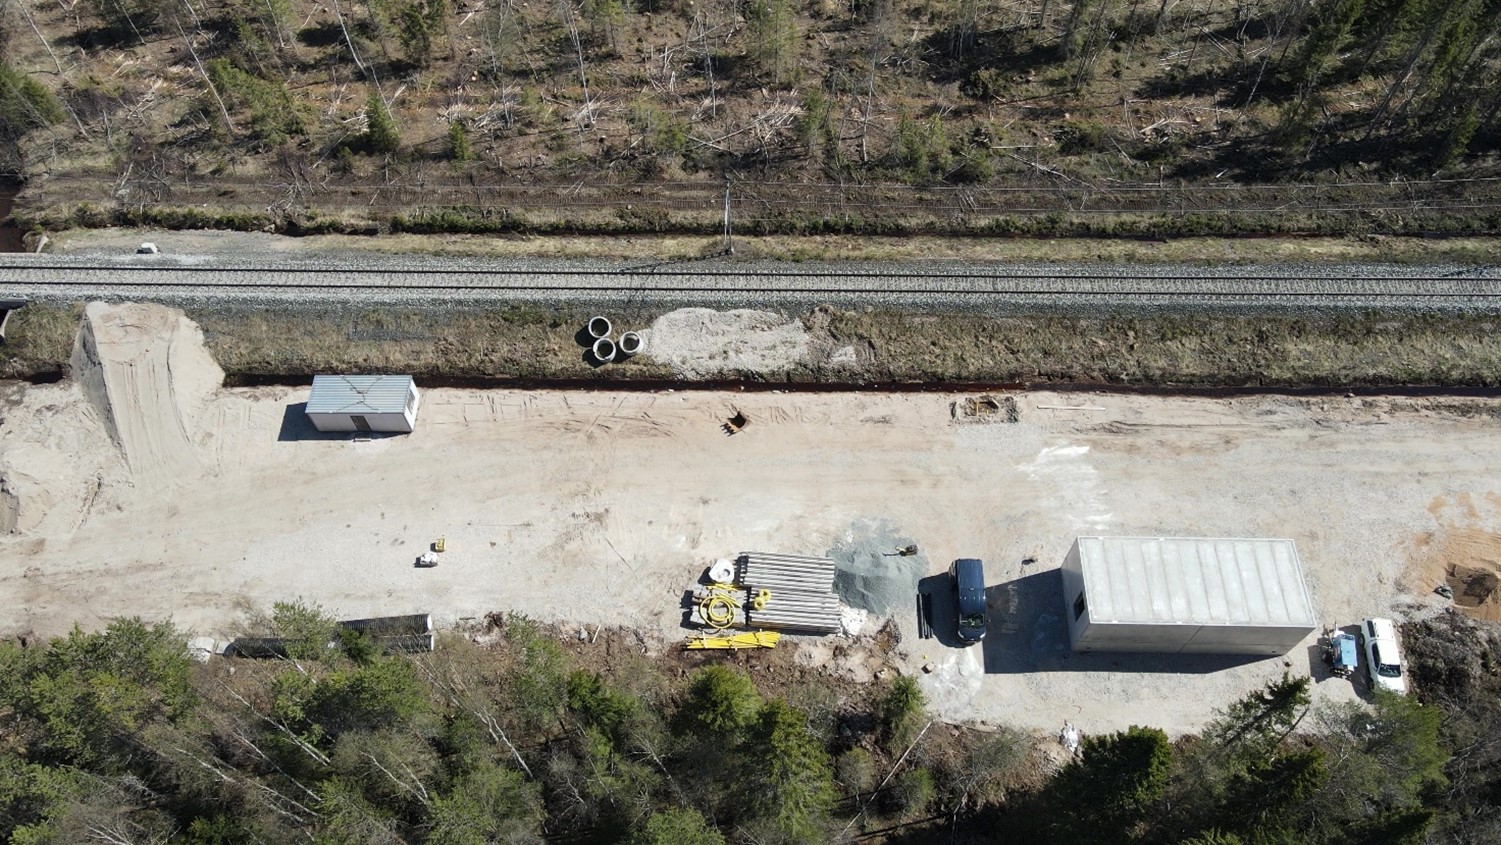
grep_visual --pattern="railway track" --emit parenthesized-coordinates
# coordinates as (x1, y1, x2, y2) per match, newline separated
(3, 259, 1501, 309)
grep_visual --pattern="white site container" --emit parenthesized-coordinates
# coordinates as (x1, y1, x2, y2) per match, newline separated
(1061, 536, 1316, 656)
(306, 374, 421, 433)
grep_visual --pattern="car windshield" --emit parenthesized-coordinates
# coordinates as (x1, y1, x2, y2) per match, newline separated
(959, 614, 986, 628)
(1378, 663, 1402, 678)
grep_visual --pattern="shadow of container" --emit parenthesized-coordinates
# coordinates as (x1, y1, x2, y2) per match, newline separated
(980, 569, 1263, 675)
(278, 402, 353, 442)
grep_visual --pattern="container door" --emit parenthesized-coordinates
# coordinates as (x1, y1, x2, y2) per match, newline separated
(352, 415, 372, 432)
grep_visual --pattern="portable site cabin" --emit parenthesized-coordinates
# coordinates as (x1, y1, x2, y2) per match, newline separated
(1061, 536, 1316, 656)
(306, 375, 421, 433)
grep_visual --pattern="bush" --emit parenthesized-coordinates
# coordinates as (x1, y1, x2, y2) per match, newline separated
(630, 807, 725, 845)
(627, 98, 688, 156)
(744, 700, 836, 843)
(1054, 120, 1112, 155)
(427, 763, 544, 845)
(960, 68, 1010, 101)
(567, 671, 639, 741)
(1, 619, 195, 770)
(1056, 119, 1116, 155)
(447, 121, 474, 162)
(881, 766, 935, 817)
(879, 675, 927, 753)
(0, 62, 64, 141)
(271, 599, 337, 661)
(205, 59, 306, 145)
(836, 747, 877, 796)
(894, 113, 951, 182)
(363, 90, 400, 154)
(680, 665, 761, 733)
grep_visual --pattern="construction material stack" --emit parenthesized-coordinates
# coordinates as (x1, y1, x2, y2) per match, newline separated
(738, 552, 842, 634)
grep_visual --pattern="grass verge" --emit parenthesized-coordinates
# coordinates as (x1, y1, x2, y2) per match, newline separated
(6, 302, 1501, 389)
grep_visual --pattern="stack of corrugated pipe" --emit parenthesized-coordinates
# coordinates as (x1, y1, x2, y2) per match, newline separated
(587, 316, 645, 365)
(229, 613, 434, 658)
(738, 552, 843, 634)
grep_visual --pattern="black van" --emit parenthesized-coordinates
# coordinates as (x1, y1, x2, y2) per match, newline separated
(949, 558, 988, 644)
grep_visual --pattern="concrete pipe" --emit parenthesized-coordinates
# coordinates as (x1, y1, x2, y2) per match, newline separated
(618, 331, 645, 357)
(593, 337, 617, 363)
(588, 315, 612, 339)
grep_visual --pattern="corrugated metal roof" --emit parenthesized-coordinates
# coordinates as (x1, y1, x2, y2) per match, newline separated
(1077, 536, 1315, 628)
(306, 375, 414, 415)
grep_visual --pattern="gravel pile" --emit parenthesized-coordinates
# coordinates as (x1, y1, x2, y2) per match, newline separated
(645, 308, 810, 377)
(828, 517, 926, 615)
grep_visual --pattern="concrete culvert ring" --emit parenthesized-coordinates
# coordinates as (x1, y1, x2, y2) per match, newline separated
(619, 332, 644, 356)
(588, 316, 612, 339)
(592, 337, 617, 363)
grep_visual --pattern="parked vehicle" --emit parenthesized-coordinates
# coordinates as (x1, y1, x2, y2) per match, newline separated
(1321, 628, 1358, 679)
(949, 558, 988, 644)
(1361, 617, 1408, 695)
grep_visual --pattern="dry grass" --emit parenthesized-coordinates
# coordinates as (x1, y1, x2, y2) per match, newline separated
(0, 304, 79, 379)
(8, 301, 1501, 388)
(44, 226, 1501, 265)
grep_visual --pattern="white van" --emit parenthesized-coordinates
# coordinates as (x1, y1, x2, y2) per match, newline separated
(1361, 618, 1408, 696)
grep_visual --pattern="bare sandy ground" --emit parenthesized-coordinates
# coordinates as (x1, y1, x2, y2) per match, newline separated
(3, 304, 1500, 734)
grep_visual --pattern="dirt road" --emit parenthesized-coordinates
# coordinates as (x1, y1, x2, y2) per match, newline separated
(3, 307, 1499, 734)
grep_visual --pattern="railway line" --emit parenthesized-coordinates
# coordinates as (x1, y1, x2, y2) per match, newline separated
(3, 257, 1501, 311)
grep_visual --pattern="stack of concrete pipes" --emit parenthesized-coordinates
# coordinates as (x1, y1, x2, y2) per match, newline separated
(738, 552, 843, 634)
(587, 316, 645, 364)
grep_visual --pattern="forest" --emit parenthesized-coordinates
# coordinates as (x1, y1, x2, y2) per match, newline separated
(2, 603, 1500, 845)
(3, 0, 1501, 234)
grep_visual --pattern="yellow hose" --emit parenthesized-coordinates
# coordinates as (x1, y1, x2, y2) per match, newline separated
(699, 585, 740, 630)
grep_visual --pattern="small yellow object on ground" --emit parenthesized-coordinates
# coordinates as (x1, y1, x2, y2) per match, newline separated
(433, 537, 446, 553)
(685, 631, 781, 650)
(751, 588, 772, 610)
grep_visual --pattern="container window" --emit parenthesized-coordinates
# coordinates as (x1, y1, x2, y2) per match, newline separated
(1073, 591, 1087, 621)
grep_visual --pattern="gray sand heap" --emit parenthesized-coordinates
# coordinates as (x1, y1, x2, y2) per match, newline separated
(828, 517, 926, 615)
(71, 302, 222, 482)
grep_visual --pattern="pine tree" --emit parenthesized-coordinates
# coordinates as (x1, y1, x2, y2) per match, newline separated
(448, 120, 473, 162)
(364, 90, 400, 154)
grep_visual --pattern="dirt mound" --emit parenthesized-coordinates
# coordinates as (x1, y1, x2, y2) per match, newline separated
(1449, 563, 1501, 609)
(828, 517, 926, 616)
(70, 302, 222, 482)
(1408, 513, 1501, 622)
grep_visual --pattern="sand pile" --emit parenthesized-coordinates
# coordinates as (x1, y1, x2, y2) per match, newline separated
(1407, 509, 1501, 622)
(828, 517, 926, 615)
(645, 308, 810, 377)
(71, 302, 223, 482)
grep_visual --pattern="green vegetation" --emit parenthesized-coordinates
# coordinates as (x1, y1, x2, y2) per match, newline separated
(447, 120, 473, 162)
(363, 90, 401, 155)
(0, 612, 1488, 844)
(3, 0, 1501, 233)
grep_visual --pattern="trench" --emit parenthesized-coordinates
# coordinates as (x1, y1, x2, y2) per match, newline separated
(218, 372, 1501, 400)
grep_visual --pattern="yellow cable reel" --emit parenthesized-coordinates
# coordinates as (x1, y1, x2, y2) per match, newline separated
(699, 584, 740, 630)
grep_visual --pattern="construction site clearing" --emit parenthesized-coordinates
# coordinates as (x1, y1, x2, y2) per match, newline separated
(3, 302, 1501, 735)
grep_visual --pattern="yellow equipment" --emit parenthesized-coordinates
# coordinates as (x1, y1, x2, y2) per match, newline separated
(751, 589, 772, 610)
(685, 631, 781, 650)
(697, 584, 741, 630)
(433, 537, 446, 553)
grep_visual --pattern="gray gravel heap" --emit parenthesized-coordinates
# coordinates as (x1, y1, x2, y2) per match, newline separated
(828, 517, 926, 615)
